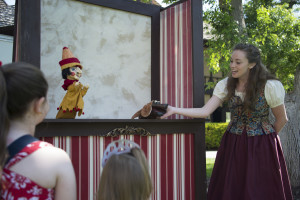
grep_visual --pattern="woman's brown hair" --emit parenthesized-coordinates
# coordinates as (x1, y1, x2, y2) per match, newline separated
(98, 148, 152, 200)
(0, 62, 48, 167)
(225, 43, 277, 111)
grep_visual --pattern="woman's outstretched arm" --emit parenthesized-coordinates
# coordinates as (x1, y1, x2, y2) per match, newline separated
(161, 95, 223, 119)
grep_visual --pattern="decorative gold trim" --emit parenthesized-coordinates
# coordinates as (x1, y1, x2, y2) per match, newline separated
(105, 125, 153, 137)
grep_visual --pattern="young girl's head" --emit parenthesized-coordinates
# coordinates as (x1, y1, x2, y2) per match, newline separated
(0, 62, 48, 166)
(98, 140, 152, 200)
(226, 43, 276, 110)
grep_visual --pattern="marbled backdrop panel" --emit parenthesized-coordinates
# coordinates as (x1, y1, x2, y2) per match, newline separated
(41, 0, 151, 119)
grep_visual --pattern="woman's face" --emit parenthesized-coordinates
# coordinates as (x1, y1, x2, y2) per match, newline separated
(230, 50, 255, 80)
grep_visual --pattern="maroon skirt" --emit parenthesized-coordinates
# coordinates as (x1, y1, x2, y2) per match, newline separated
(207, 130, 293, 200)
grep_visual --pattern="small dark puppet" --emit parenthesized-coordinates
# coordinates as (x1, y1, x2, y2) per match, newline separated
(131, 100, 168, 119)
(56, 47, 89, 119)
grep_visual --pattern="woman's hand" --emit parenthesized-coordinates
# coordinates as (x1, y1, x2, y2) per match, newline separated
(160, 105, 175, 119)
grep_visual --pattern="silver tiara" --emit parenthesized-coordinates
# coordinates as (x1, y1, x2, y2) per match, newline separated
(101, 139, 140, 168)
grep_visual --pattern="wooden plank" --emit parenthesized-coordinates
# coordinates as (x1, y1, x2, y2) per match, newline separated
(16, 0, 40, 67)
(77, 0, 161, 16)
(191, 0, 206, 199)
(36, 119, 205, 137)
(151, 11, 161, 100)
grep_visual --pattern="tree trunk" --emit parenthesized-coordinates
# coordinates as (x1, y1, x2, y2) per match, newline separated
(230, 0, 247, 36)
(279, 67, 300, 194)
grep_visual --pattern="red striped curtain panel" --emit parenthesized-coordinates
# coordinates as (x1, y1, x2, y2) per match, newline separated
(41, 133, 195, 200)
(160, 0, 193, 118)
(41, 1, 196, 199)
(159, 0, 195, 200)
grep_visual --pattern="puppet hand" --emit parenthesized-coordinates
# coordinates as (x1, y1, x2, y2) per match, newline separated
(84, 84, 89, 89)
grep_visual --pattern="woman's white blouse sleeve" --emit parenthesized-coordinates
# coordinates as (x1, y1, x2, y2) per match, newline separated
(265, 80, 285, 108)
(213, 77, 228, 101)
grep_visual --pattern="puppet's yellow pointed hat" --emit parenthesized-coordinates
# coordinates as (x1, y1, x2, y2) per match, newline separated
(59, 47, 83, 70)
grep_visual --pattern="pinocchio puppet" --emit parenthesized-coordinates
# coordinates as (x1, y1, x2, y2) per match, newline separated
(56, 47, 89, 119)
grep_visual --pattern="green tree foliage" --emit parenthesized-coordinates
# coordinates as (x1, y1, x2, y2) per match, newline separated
(204, 0, 300, 91)
(161, 0, 179, 4)
(250, 5, 300, 90)
(133, 0, 155, 4)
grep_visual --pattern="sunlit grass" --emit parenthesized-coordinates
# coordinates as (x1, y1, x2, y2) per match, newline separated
(206, 158, 215, 179)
